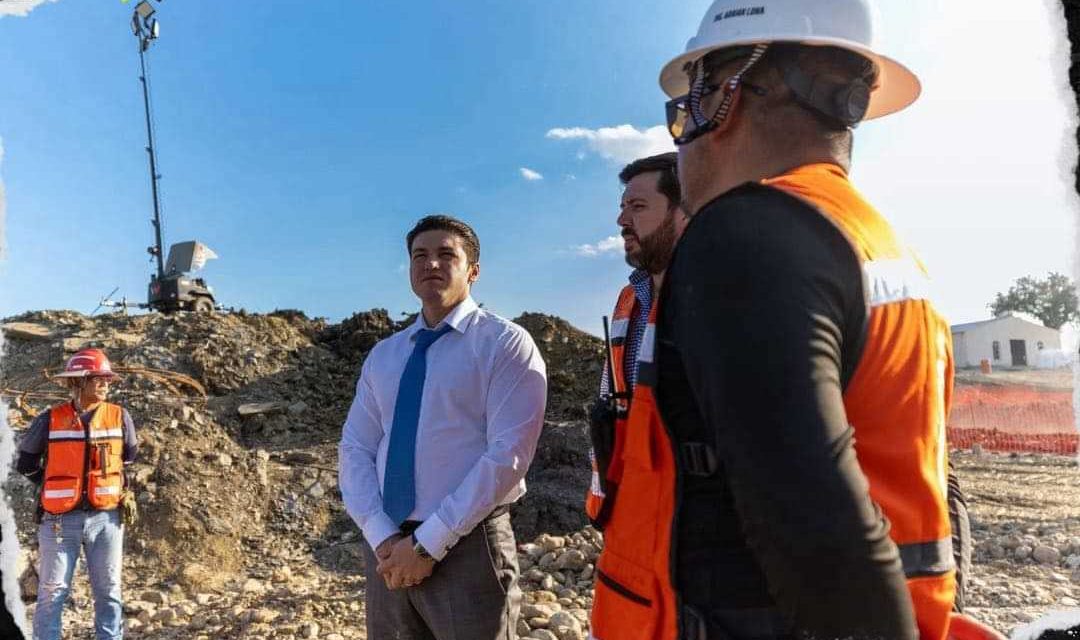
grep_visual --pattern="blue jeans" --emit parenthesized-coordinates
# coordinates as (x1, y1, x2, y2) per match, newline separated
(34, 509, 124, 640)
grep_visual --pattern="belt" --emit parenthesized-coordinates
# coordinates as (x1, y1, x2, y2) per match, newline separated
(400, 504, 511, 535)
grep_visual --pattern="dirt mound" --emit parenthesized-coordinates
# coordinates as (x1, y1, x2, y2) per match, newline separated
(0, 307, 600, 599)
(512, 312, 603, 422)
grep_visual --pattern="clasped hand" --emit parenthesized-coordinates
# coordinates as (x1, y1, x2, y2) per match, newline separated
(375, 533, 434, 590)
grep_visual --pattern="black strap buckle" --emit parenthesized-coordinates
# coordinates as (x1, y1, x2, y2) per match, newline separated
(681, 604, 709, 640)
(680, 442, 718, 477)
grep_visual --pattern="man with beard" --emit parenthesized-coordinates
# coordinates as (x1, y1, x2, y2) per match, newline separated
(584, 152, 687, 529)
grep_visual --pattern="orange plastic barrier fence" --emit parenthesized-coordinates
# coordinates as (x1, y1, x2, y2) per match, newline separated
(947, 384, 1077, 455)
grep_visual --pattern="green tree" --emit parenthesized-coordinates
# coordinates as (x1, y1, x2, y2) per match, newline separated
(988, 272, 1080, 330)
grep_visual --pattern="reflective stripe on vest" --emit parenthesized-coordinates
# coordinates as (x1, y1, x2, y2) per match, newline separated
(899, 537, 954, 578)
(765, 164, 957, 640)
(610, 318, 631, 341)
(864, 256, 932, 307)
(48, 430, 86, 440)
(42, 402, 126, 515)
(89, 428, 124, 439)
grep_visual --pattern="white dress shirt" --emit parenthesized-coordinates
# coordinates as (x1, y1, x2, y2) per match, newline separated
(338, 296, 548, 560)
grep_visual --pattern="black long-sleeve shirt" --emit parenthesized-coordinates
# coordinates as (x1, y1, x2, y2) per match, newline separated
(656, 183, 917, 640)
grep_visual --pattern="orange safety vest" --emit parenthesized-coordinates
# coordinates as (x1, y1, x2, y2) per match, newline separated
(765, 164, 956, 640)
(585, 284, 638, 527)
(590, 164, 957, 640)
(41, 402, 125, 514)
(590, 300, 678, 640)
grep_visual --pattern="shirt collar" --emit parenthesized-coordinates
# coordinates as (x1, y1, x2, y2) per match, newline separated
(628, 269, 653, 305)
(407, 296, 480, 339)
(628, 269, 651, 289)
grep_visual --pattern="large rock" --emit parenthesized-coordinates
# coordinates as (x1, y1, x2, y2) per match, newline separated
(1033, 545, 1062, 566)
(1, 322, 53, 342)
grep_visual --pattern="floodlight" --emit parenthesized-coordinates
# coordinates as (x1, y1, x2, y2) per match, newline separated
(135, 1, 155, 20)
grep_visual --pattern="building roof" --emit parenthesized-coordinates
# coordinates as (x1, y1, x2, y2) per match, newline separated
(951, 319, 995, 333)
(951, 312, 1059, 334)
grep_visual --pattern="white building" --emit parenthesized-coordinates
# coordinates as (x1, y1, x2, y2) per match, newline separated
(950, 312, 1062, 369)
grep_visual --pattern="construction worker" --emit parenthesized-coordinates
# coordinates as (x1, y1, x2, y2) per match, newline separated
(588, 1, 1003, 639)
(17, 348, 136, 640)
(586, 152, 687, 529)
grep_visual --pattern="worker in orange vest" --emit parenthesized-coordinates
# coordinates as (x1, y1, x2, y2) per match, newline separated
(586, 152, 687, 529)
(17, 348, 137, 640)
(588, 1, 1002, 639)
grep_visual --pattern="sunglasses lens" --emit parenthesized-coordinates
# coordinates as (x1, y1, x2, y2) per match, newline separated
(666, 97, 688, 138)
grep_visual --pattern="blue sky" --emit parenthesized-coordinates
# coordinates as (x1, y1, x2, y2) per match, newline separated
(0, 0, 1076, 339)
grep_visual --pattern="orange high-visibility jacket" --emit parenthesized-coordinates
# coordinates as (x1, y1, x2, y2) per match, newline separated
(590, 164, 956, 640)
(42, 402, 125, 514)
(585, 285, 638, 527)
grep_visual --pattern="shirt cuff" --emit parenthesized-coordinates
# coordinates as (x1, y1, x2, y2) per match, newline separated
(361, 513, 402, 552)
(414, 513, 461, 562)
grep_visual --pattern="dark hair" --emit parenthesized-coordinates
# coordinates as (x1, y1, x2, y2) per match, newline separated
(619, 152, 680, 207)
(406, 215, 481, 264)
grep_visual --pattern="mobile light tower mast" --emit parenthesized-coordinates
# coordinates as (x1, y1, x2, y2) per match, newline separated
(132, 0, 165, 280)
(127, 0, 219, 314)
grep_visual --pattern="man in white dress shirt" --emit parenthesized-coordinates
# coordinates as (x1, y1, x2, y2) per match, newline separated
(339, 214, 548, 640)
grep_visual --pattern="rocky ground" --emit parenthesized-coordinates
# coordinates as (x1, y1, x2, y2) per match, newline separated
(0, 309, 1077, 639)
(959, 450, 1080, 635)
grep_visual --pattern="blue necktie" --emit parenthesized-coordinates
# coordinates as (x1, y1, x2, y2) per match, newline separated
(383, 324, 454, 526)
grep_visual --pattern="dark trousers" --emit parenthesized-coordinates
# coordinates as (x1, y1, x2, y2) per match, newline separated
(362, 512, 520, 640)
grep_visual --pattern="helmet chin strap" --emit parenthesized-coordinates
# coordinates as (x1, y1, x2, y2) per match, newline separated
(687, 43, 770, 134)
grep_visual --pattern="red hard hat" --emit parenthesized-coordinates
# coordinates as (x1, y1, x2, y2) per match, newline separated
(54, 348, 118, 379)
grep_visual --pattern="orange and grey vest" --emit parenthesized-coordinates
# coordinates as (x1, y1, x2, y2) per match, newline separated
(42, 402, 125, 514)
(765, 164, 956, 639)
(585, 284, 639, 527)
(590, 164, 957, 640)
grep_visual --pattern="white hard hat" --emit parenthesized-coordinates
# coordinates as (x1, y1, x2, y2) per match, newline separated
(659, 0, 920, 120)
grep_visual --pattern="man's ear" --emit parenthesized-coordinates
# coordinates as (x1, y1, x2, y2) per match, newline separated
(672, 206, 691, 238)
(468, 262, 480, 285)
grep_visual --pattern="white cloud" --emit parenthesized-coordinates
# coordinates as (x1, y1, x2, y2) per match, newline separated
(519, 167, 544, 181)
(546, 124, 675, 164)
(573, 235, 622, 258)
(0, 0, 60, 17)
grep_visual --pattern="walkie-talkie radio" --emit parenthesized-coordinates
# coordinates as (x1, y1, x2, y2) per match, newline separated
(588, 315, 632, 522)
